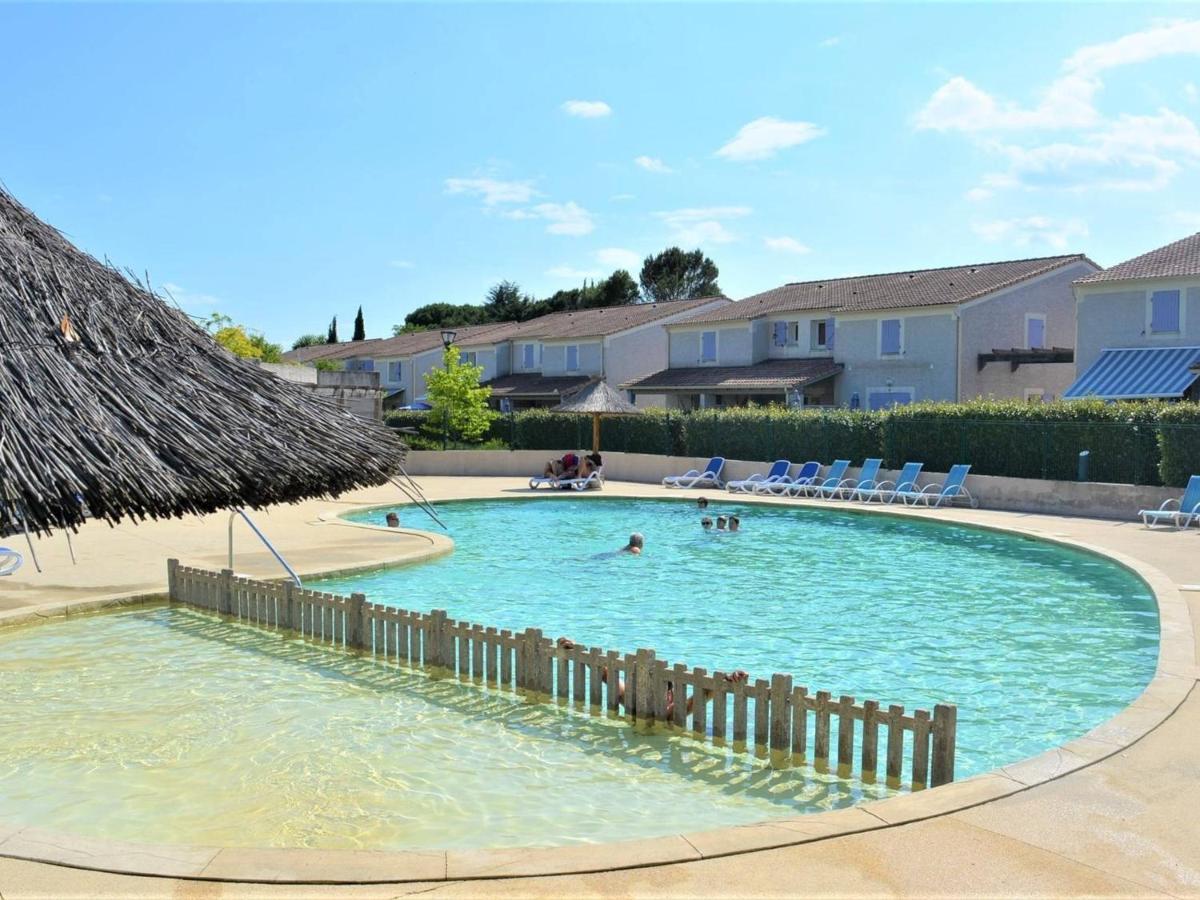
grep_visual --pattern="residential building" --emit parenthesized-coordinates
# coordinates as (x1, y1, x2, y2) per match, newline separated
(1067, 233, 1200, 401)
(625, 255, 1097, 409)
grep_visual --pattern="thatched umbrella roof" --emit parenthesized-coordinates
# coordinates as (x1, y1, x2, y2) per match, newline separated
(551, 380, 639, 452)
(0, 187, 404, 536)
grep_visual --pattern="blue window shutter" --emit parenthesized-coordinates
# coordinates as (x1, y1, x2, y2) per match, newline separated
(773, 322, 787, 346)
(701, 331, 717, 361)
(523, 344, 534, 368)
(1027, 318, 1045, 349)
(826, 318, 836, 350)
(1151, 291, 1181, 333)
(881, 319, 901, 354)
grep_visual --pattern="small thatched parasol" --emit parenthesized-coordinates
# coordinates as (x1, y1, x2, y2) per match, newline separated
(550, 379, 640, 452)
(0, 187, 405, 536)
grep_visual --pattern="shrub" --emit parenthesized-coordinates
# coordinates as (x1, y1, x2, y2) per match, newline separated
(1156, 404, 1200, 487)
(681, 406, 884, 465)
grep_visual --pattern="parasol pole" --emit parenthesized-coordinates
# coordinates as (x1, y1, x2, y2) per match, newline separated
(592, 413, 601, 453)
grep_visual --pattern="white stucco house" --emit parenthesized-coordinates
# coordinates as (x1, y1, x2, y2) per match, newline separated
(1066, 233, 1200, 402)
(623, 255, 1097, 409)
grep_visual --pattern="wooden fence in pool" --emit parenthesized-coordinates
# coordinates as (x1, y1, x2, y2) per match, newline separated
(167, 560, 958, 789)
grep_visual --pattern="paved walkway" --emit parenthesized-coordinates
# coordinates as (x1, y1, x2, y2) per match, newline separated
(2, 478, 1198, 899)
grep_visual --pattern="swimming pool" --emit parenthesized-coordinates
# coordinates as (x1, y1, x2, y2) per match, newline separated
(325, 496, 1158, 779)
(0, 496, 1158, 851)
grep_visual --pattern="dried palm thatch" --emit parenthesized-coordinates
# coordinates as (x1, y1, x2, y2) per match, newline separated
(551, 379, 640, 452)
(0, 187, 404, 536)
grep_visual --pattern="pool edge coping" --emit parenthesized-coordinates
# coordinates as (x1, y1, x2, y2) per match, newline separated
(0, 485, 1192, 885)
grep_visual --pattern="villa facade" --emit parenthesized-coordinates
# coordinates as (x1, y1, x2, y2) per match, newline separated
(623, 255, 1097, 409)
(1066, 232, 1200, 402)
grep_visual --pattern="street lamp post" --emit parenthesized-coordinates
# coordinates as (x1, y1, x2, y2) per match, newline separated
(440, 329, 457, 450)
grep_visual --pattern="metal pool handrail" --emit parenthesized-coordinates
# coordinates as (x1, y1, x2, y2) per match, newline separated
(167, 560, 957, 790)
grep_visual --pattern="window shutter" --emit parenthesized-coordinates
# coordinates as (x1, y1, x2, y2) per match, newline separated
(701, 331, 717, 362)
(1151, 291, 1181, 333)
(1027, 318, 1045, 349)
(826, 318, 835, 350)
(881, 319, 901, 354)
(773, 321, 787, 346)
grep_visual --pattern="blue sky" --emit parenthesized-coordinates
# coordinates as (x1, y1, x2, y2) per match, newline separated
(3, 4, 1199, 345)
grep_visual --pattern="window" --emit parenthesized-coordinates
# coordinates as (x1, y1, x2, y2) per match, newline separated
(566, 345, 579, 371)
(522, 343, 536, 368)
(1024, 388, 1045, 403)
(1026, 314, 1046, 350)
(387, 361, 403, 383)
(700, 331, 717, 363)
(459, 351, 477, 366)
(811, 318, 834, 350)
(879, 319, 903, 356)
(772, 321, 788, 347)
(1149, 290, 1181, 334)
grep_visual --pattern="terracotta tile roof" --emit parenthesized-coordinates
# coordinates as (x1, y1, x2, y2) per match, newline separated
(483, 373, 593, 398)
(622, 359, 843, 392)
(514, 296, 730, 340)
(1075, 233, 1200, 284)
(675, 255, 1093, 325)
(318, 321, 522, 362)
(282, 339, 386, 363)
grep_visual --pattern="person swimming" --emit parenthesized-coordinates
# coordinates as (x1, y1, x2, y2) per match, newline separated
(715, 515, 728, 531)
(619, 532, 644, 555)
(728, 515, 740, 532)
(701, 516, 713, 530)
(697, 496, 709, 509)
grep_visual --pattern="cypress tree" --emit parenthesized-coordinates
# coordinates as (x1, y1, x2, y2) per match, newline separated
(352, 306, 366, 341)
(326, 316, 338, 344)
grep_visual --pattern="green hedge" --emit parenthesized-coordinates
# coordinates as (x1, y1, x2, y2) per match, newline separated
(389, 402, 1200, 487)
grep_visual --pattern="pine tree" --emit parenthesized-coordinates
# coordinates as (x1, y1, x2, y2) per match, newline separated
(326, 316, 339, 344)
(352, 306, 366, 341)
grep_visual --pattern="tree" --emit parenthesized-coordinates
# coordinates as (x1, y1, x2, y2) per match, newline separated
(204, 313, 282, 362)
(326, 316, 339, 343)
(639, 247, 720, 303)
(352, 306, 366, 341)
(423, 345, 497, 444)
(483, 281, 531, 322)
(396, 302, 489, 334)
(595, 269, 640, 307)
(292, 333, 326, 350)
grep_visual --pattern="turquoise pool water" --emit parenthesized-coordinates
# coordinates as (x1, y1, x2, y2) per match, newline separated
(324, 496, 1159, 779)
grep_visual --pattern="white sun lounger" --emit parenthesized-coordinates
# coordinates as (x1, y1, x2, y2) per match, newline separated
(528, 475, 560, 489)
(814, 458, 882, 500)
(562, 467, 605, 491)
(756, 460, 821, 495)
(0, 547, 23, 577)
(790, 459, 850, 498)
(903, 464, 976, 508)
(853, 462, 924, 504)
(1140, 475, 1200, 528)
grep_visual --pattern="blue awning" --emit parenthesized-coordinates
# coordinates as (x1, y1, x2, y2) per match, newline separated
(1065, 346, 1200, 400)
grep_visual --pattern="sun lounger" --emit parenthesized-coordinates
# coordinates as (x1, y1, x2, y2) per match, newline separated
(790, 459, 850, 498)
(903, 464, 976, 508)
(1140, 475, 1200, 528)
(0, 547, 23, 577)
(528, 475, 560, 489)
(755, 460, 821, 495)
(562, 467, 605, 492)
(663, 457, 725, 489)
(727, 460, 791, 493)
(813, 458, 882, 500)
(853, 462, 924, 504)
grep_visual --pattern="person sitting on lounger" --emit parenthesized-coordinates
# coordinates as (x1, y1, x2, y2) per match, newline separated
(543, 452, 581, 480)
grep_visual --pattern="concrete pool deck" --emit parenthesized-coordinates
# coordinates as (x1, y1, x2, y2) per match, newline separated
(1, 477, 1198, 898)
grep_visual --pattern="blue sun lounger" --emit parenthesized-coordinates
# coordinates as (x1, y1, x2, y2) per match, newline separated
(814, 458, 882, 500)
(1140, 475, 1200, 528)
(904, 464, 976, 508)
(791, 459, 850, 498)
(663, 457, 725, 489)
(727, 460, 791, 493)
(853, 462, 924, 504)
(756, 460, 820, 495)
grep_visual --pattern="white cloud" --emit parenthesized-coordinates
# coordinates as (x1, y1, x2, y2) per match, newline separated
(819, 36, 841, 47)
(764, 236, 812, 255)
(1168, 210, 1200, 228)
(916, 21, 1200, 197)
(546, 265, 601, 279)
(1185, 82, 1198, 102)
(715, 117, 827, 161)
(507, 201, 594, 236)
(656, 206, 751, 245)
(562, 99, 612, 118)
(595, 247, 642, 270)
(445, 177, 536, 206)
(965, 187, 994, 202)
(971, 216, 1089, 250)
(388, 259, 414, 269)
(610, 193, 636, 202)
(634, 155, 673, 174)
(162, 281, 221, 311)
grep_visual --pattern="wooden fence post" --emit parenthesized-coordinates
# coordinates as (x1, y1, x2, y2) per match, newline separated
(166, 559, 179, 601)
(770, 674, 793, 758)
(931, 703, 957, 787)
(634, 649, 654, 726)
(348, 593, 366, 649)
(282, 581, 296, 632)
(220, 568, 234, 616)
